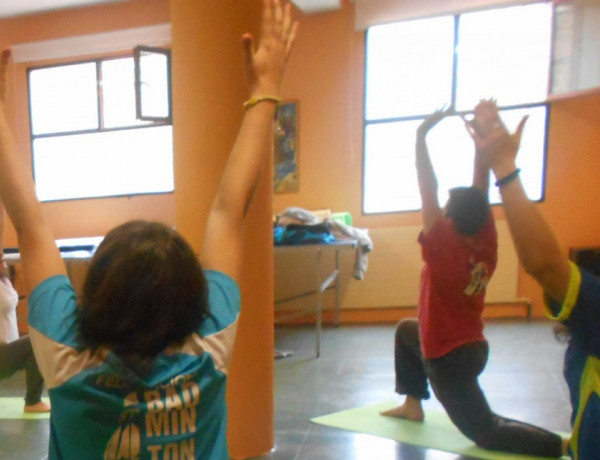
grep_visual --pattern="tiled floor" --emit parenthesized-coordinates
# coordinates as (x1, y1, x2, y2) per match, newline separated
(0, 319, 571, 459)
(260, 319, 571, 460)
(0, 375, 49, 460)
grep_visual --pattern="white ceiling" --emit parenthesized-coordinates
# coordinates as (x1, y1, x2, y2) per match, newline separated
(0, 0, 342, 19)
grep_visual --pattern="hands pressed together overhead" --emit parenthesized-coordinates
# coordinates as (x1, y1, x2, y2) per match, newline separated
(417, 98, 530, 182)
(465, 99, 528, 174)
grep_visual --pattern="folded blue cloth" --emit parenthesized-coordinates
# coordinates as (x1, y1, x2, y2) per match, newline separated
(274, 223, 335, 245)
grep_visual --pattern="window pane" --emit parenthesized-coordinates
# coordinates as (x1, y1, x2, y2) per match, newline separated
(138, 50, 170, 119)
(364, 116, 474, 214)
(365, 16, 455, 120)
(29, 63, 99, 135)
(363, 106, 547, 214)
(455, 3, 552, 110)
(102, 58, 149, 128)
(364, 120, 420, 213)
(33, 126, 174, 201)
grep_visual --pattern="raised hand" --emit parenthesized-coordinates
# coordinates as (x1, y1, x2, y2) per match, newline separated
(242, 0, 299, 97)
(417, 104, 454, 138)
(466, 101, 528, 171)
(464, 99, 503, 137)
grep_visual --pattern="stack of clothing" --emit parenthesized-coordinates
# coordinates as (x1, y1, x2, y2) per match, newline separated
(273, 207, 373, 280)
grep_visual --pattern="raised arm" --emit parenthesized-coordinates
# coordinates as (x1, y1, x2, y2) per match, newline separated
(465, 100, 498, 195)
(200, 0, 298, 282)
(469, 101, 570, 302)
(0, 50, 66, 295)
(472, 152, 490, 195)
(416, 106, 452, 233)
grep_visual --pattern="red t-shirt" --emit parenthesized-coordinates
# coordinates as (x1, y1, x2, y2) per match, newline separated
(418, 214, 497, 359)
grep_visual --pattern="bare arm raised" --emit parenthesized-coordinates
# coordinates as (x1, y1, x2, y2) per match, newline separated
(416, 106, 453, 234)
(0, 49, 66, 295)
(468, 101, 570, 302)
(465, 100, 500, 195)
(200, 0, 298, 282)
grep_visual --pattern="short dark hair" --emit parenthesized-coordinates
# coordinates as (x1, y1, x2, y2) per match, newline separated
(78, 220, 209, 359)
(445, 186, 490, 236)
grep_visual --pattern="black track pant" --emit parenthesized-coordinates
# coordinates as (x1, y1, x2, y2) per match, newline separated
(393, 319, 562, 457)
(0, 335, 45, 405)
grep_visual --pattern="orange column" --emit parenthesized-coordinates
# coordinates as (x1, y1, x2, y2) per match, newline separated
(171, 0, 274, 457)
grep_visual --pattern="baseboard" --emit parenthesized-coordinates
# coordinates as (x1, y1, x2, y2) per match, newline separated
(274, 299, 533, 325)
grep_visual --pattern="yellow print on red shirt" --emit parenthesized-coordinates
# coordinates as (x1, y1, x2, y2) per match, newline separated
(464, 260, 490, 296)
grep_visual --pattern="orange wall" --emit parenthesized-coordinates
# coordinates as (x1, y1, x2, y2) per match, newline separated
(0, 0, 174, 246)
(170, 1, 274, 458)
(274, 0, 600, 315)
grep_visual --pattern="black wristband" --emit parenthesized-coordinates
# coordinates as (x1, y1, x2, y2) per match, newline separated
(495, 168, 521, 188)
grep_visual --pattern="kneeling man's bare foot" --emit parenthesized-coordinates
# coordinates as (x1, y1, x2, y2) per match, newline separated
(24, 401, 51, 413)
(380, 398, 424, 422)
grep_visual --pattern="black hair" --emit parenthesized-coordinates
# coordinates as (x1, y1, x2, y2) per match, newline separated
(78, 220, 209, 359)
(445, 186, 490, 236)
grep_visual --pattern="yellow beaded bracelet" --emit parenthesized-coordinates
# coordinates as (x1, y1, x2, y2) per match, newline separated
(243, 95, 281, 110)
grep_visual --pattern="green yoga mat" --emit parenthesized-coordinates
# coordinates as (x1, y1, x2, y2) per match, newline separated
(311, 401, 568, 460)
(0, 397, 50, 420)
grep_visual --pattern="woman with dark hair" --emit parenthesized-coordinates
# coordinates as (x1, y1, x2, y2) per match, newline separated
(381, 103, 565, 457)
(77, 220, 210, 361)
(0, 1, 297, 458)
(0, 202, 49, 413)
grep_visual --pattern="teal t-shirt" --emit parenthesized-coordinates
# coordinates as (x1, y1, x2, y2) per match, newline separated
(28, 270, 240, 460)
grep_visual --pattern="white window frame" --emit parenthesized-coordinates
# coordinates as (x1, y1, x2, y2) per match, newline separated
(362, 2, 553, 215)
(27, 51, 174, 202)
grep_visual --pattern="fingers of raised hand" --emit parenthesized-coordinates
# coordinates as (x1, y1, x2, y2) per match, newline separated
(242, 34, 254, 65)
(426, 105, 452, 126)
(264, 0, 285, 40)
(262, 0, 297, 60)
(282, 2, 292, 35)
(273, 0, 283, 24)
(262, 0, 274, 38)
(515, 115, 528, 137)
(440, 103, 454, 115)
(274, 2, 297, 49)
(286, 21, 299, 56)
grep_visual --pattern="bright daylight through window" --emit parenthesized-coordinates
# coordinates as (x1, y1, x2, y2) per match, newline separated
(363, 3, 552, 214)
(28, 53, 173, 202)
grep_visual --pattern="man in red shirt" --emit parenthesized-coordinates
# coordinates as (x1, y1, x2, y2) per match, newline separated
(381, 103, 564, 457)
